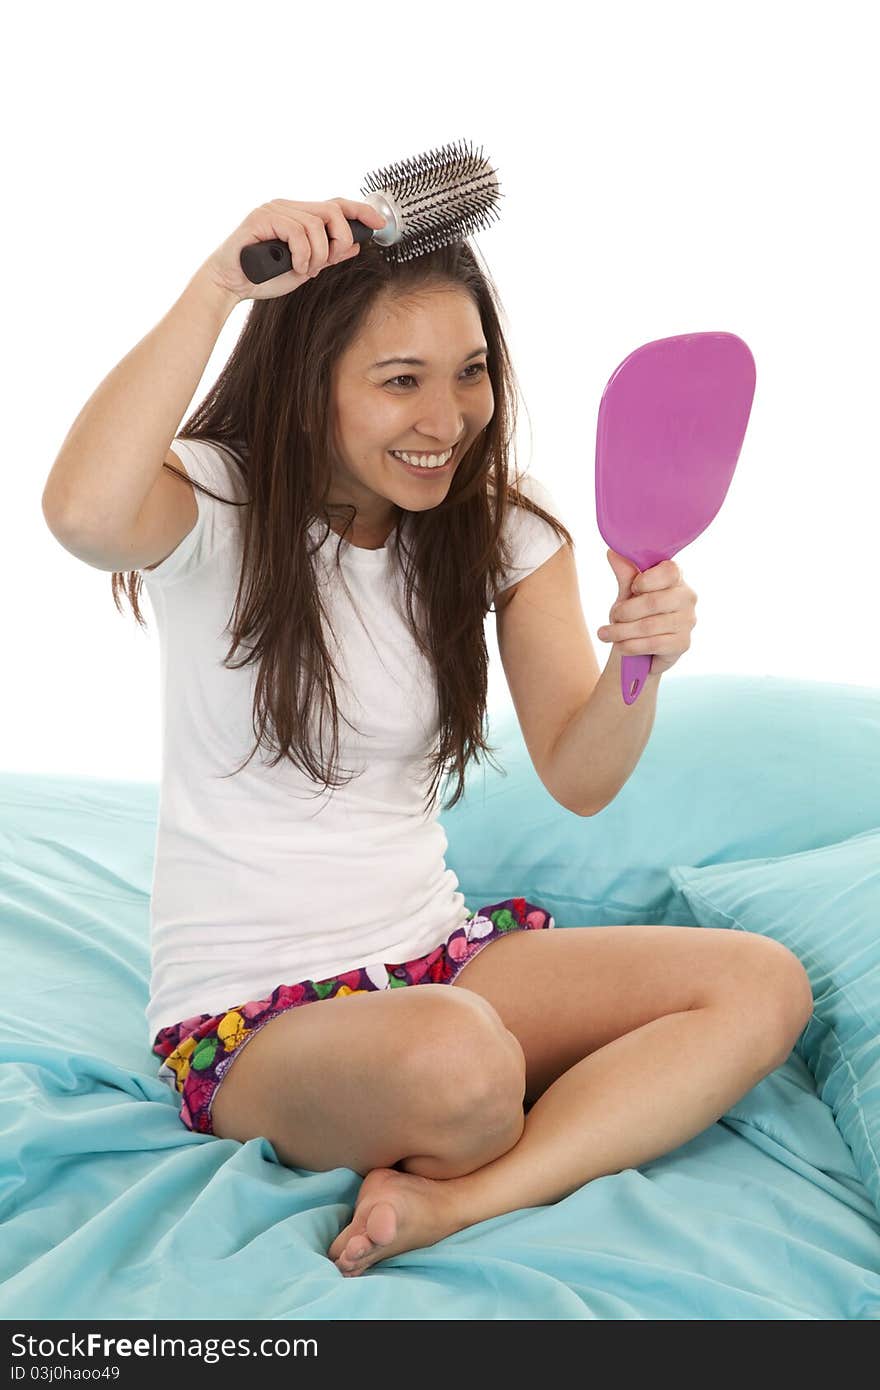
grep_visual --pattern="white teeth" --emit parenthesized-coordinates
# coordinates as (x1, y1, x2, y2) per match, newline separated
(391, 446, 454, 468)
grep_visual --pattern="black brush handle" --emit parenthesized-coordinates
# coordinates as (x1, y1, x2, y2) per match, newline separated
(240, 218, 376, 284)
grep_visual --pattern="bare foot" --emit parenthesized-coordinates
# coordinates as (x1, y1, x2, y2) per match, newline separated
(327, 1166, 458, 1276)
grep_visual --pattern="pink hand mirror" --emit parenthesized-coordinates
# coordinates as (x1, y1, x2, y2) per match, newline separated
(595, 331, 756, 705)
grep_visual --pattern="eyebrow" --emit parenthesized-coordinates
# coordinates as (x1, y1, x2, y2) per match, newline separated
(371, 346, 489, 368)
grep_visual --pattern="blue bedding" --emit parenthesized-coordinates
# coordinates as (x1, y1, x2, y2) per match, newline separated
(3, 675, 880, 1319)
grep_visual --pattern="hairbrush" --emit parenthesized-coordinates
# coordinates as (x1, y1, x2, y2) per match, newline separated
(239, 138, 503, 284)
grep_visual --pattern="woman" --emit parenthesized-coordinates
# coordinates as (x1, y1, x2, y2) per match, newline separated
(42, 197, 813, 1277)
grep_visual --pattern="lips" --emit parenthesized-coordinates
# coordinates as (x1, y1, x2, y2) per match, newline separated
(390, 445, 456, 465)
(389, 442, 458, 473)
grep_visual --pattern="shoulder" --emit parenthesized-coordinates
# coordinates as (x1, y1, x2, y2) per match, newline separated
(491, 472, 566, 607)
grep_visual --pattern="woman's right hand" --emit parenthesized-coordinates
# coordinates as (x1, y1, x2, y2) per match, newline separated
(198, 198, 388, 303)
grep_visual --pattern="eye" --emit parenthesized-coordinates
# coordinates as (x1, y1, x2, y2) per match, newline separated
(386, 362, 488, 388)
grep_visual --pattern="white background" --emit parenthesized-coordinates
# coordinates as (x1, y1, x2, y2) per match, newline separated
(4, 0, 878, 780)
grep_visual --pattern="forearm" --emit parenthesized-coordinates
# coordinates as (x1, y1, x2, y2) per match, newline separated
(548, 647, 662, 816)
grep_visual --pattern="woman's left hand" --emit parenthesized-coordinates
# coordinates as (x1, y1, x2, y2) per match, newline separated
(596, 549, 698, 677)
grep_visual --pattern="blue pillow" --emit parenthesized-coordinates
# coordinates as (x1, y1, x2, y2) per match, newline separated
(667, 828, 880, 1215)
(443, 675, 880, 928)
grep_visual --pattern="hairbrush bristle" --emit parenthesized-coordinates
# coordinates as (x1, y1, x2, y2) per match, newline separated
(360, 138, 503, 264)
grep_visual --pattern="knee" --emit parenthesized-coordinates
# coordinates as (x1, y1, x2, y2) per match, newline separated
(475, 1027, 528, 1121)
(747, 938, 814, 1060)
(411, 989, 522, 1117)
(421, 990, 527, 1124)
(399, 997, 527, 1179)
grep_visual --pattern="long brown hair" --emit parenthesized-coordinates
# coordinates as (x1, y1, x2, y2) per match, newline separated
(111, 238, 574, 814)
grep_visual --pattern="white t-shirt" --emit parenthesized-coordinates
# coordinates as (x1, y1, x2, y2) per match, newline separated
(141, 437, 566, 1040)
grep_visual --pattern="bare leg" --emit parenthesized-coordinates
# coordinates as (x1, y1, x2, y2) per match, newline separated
(329, 1001, 786, 1274)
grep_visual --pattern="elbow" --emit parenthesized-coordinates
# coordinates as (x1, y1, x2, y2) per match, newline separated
(42, 496, 66, 538)
(558, 798, 602, 818)
(42, 484, 74, 537)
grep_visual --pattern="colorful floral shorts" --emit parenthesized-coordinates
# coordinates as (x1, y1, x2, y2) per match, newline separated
(151, 896, 555, 1137)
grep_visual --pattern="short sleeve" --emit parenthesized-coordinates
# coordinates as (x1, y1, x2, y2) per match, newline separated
(491, 473, 567, 604)
(137, 437, 248, 586)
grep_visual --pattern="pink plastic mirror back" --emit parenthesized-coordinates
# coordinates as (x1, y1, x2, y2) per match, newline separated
(595, 331, 756, 704)
(595, 332, 756, 573)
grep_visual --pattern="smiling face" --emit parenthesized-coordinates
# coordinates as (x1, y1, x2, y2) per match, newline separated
(327, 287, 495, 546)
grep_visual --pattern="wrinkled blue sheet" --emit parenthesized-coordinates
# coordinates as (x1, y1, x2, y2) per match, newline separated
(2, 773, 879, 1319)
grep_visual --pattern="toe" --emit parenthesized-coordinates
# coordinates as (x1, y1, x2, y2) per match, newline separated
(363, 1200, 398, 1246)
(337, 1245, 371, 1276)
(328, 1222, 361, 1263)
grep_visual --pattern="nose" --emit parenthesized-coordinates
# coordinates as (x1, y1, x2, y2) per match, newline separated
(412, 415, 465, 449)
(410, 390, 467, 446)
